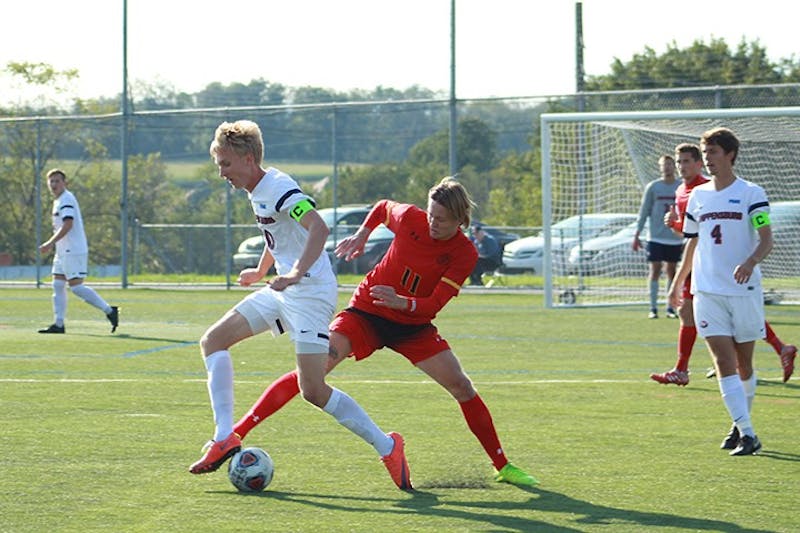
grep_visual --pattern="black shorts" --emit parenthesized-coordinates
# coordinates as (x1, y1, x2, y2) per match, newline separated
(646, 241, 682, 263)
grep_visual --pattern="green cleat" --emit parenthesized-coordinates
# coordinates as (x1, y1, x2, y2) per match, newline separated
(494, 462, 539, 486)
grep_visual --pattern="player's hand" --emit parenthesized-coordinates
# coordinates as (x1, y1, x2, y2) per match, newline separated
(38, 242, 53, 254)
(733, 262, 754, 284)
(237, 268, 264, 287)
(370, 285, 404, 309)
(664, 208, 678, 227)
(667, 285, 682, 310)
(631, 238, 641, 252)
(335, 229, 369, 261)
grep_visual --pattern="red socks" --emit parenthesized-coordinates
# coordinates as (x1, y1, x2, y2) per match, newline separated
(764, 322, 783, 355)
(675, 325, 697, 372)
(233, 370, 300, 439)
(459, 394, 507, 471)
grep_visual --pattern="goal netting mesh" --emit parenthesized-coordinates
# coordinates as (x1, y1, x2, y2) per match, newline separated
(541, 107, 800, 308)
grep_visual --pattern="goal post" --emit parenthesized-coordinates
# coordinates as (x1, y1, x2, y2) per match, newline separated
(541, 106, 800, 308)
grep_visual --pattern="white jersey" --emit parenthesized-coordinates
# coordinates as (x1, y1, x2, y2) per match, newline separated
(52, 189, 88, 255)
(249, 167, 336, 284)
(683, 177, 769, 296)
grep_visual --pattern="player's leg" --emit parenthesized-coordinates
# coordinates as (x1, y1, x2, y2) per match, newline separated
(189, 308, 255, 474)
(664, 259, 678, 318)
(763, 321, 796, 382)
(647, 257, 662, 318)
(233, 331, 351, 439)
(39, 273, 68, 333)
(650, 282, 694, 385)
(411, 340, 537, 486)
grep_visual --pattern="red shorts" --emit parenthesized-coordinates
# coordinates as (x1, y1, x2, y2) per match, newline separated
(330, 307, 450, 365)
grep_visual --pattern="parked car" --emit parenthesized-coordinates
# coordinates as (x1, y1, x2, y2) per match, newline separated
(232, 205, 371, 270)
(501, 213, 637, 274)
(567, 220, 649, 276)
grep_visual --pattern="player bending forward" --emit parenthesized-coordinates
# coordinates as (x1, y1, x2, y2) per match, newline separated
(233, 177, 539, 487)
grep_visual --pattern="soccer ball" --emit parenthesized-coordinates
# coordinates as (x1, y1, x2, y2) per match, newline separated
(227, 447, 274, 492)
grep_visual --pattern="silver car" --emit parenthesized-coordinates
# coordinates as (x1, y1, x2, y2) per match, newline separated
(501, 213, 637, 274)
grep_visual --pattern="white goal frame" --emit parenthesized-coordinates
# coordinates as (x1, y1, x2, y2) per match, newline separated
(541, 106, 800, 308)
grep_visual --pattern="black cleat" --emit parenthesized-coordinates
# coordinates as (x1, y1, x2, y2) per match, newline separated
(106, 306, 119, 333)
(730, 434, 761, 456)
(720, 424, 740, 450)
(38, 324, 65, 334)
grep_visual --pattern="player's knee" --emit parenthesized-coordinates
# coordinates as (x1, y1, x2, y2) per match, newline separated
(299, 384, 327, 408)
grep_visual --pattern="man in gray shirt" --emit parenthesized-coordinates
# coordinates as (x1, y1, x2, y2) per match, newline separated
(632, 155, 683, 319)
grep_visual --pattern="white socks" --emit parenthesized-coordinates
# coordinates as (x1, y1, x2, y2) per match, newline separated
(70, 284, 112, 314)
(649, 280, 659, 311)
(719, 374, 755, 437)
(204, 350, 235, 441)
(323, 388, 394, 456)
(52, 279, 67, 326)
(741, 371, 757, 412)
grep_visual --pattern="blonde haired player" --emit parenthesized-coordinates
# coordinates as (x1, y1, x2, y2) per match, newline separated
(190, 120, 410, 490)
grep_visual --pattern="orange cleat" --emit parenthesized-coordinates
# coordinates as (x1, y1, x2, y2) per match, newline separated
(381, 432, 412, 490)
(189, 432, 242, 474)
(780, 344, 797, 383)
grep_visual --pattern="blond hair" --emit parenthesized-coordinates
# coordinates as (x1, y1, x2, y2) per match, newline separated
(428, 176, 474, 227)
(209, 120, 264, 164)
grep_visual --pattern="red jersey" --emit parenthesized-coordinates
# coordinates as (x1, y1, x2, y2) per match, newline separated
(349, 200, 478, 325)
(671, 174, 710, 233)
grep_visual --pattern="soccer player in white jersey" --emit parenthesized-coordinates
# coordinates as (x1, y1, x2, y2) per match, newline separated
(668, 127, 772, 456)
(38, 169, 118, 334)
(189, 120, 411, 490)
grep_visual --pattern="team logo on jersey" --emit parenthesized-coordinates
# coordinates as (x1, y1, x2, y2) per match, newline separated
(437, 253, 451, 265)
(728, 199, 741, 204)
(699, 320, 708, 329)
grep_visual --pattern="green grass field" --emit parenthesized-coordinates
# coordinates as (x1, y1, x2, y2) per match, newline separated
(1, 287, 798, 532)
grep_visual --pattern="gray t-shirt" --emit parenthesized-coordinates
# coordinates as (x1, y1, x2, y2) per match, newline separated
(636, 178, 682, 245)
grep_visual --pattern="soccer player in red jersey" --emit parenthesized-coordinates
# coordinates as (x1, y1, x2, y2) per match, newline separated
(233, 177, 538, 486)
(650, 143, 796, 387)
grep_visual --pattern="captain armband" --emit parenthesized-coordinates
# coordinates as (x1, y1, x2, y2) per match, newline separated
(751, 211, 770, 229)
(289, 199, 315, 222)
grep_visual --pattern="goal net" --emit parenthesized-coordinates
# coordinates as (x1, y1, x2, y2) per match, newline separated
(541, 107, 800, 308)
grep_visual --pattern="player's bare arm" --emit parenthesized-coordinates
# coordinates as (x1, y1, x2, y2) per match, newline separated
(335, 226, 371, 261)
(271, 207, 328, 291)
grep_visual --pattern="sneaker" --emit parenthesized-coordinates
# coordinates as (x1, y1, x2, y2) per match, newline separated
(495, 462, 539, 486)
(106, 306, 119, 333)
(730, 434, 762, 456)
(648, 310, 658, 319)
(38, 324, 65, 334)
(381, 432, 412, 490)
(665, 308, 678, 319)
(189, 432, 242, 474)
(780, 344, 797, 383)
(720, 424, 740, 450)
(705, 367, 717, 379)
(649, 369, 689, 386)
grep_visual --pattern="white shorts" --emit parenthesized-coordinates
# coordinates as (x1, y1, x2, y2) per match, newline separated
(693, 290, 765, 342)
(52, 253, 88, 280)
(235, 279, 337, 353)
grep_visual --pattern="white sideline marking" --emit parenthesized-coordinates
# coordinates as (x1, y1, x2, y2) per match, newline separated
(0, 377, 644, 384)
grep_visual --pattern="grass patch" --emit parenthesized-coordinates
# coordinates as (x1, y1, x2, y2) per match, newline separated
(1, 288, 798, 532)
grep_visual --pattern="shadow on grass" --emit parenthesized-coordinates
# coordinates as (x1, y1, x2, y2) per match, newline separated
(209, 486, 774, 532)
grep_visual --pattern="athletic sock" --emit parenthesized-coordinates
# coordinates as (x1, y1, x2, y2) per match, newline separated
(322, 388, 394, 457)
(741, 371, 757, 413)
(204, 350, 235, 441)
(649, 280, 659, 312)
(53, 278, 67, 326)
(674, 325, 697, 372)
(234, 370, 300, 439)
(718, 374, 754, 438)
(459, 394, 507, 470)
(70, 284, 112, 314)
(763, 322, 783, 355)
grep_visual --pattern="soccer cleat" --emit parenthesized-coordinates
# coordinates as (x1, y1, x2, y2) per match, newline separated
(730, 434, 761, 456)
(381, 432, 412, 490)
(705, 367, 717, 379)
(494, 462, 539, 487)
(780, 344, 796, 383)
(648, 310, 658, 319)
(720, 424, 740, 450)
(106, 306, 119, 333)
(649, 369, 689, 386)
(665, 307, 678, 319)
(189, 432, 242, 474)
(38, 324, 65, 334)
